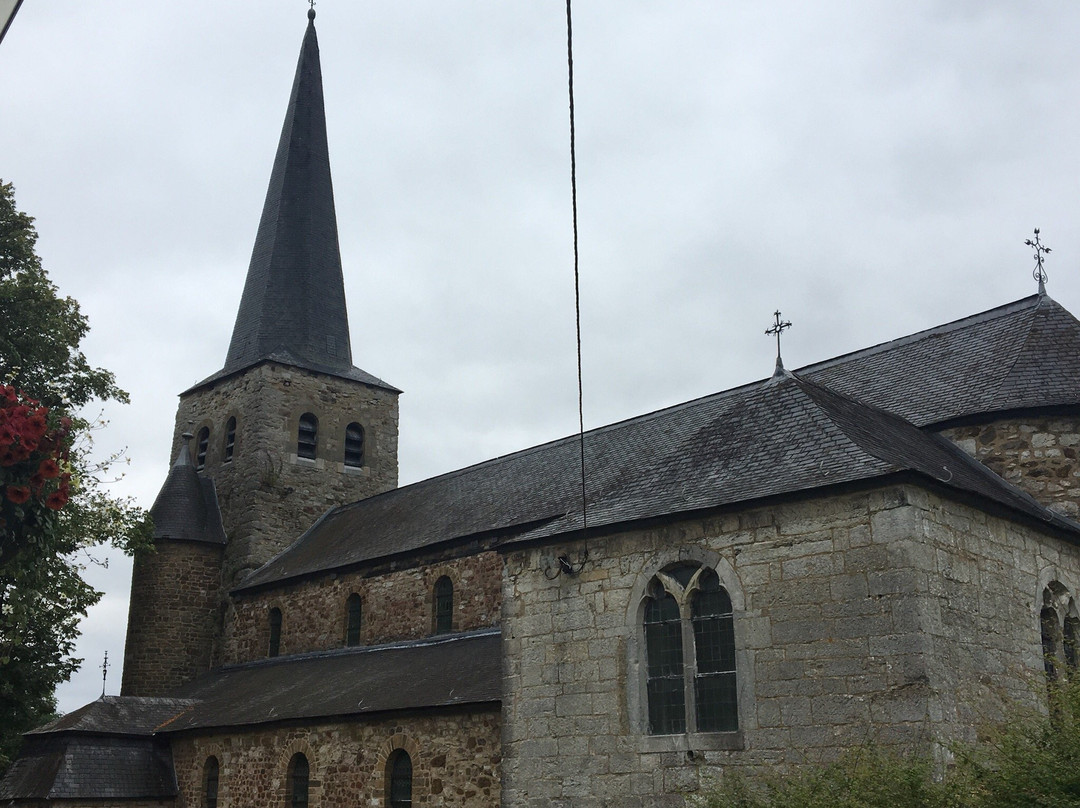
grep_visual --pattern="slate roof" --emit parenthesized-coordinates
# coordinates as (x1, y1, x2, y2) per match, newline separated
(148, 439, 226, 545)
(0, 698, 191, 801)
(159, 629, 501, 732)
(237, 368, 1080, 592)
(193, 11, 397, 394)
(802, 294, 1080, 427)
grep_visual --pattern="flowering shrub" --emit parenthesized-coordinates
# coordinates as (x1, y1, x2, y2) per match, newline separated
(0, 385, 72, 532)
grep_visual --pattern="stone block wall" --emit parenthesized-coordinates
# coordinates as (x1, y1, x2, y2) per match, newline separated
(174, 361, 399, 586)
(169, 708, 500, 807)
(223, 552, 502, 663)
(941, 415, 1080, 518)
(121, 540, 223, 696)
(499, 484, 1080, 807)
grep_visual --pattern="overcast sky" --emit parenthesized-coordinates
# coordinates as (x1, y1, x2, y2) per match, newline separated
(4, 2, 1080, 713)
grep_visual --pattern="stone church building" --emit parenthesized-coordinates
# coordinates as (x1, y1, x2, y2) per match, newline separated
(5, 10, 1080, 808)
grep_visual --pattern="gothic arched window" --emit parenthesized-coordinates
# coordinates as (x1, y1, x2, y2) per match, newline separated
(195, 426, 210, 471)
(287, 753, 309, 808)
(434, 576, 453, 635)
(344, 422, 365, 468)
(387, 750, 412, 808)
(1066, 614, 1080, 673)
(345, 593, 362, 647)
(223, 416, 236, 462)
(640, 562, 739, 736)
(268, 607, 282, 658)
(203, 756, 219, 808)
(297, 413, 318, 460)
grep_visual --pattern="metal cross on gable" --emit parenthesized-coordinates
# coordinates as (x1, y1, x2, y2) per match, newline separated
(1025, 228, 1051, 295)
(765, 310, 792, 374)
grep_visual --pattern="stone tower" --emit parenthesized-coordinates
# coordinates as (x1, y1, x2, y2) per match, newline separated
(122, 10, 399, 695)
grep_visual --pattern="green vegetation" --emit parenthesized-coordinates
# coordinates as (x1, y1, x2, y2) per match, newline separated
(0, 180, 151, 774)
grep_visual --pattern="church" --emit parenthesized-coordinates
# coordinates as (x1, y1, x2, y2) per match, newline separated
(5, 9, 1080, 808)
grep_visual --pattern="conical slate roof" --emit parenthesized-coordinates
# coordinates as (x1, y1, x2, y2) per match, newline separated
(202, 11, 395, 393)
(148, 439, 225, 545)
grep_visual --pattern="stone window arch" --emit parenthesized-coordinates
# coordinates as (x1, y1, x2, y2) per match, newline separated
(344, 422, 365, 468)
(433, 575, 453, 635)
(387, 749, 413, 807)
(345, 593, 362, 647)
(268, 606, 283, 658)
(297, 412, 318, 460)
(287, 752, 309, 808)
(223, 416, 237, 463)
(195, 426, 210, 471)
(627, 548, 749, 750)
(203, 755, 219, 808)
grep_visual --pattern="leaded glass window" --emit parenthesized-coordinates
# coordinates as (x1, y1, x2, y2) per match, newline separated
(434, 576, 453, 634)
(344, 422, 365, 468)
(268, 607, 282, 658)
(1066, 615, 1080, 673)
(644, 585, 685, 734)
(288, 753, 309, 808)
(203, 756, 219, 808)
(1042, 607, 1061, 683)
(388, 750, 412, 807)
(297, 413, 318, 460)
(692, 570, 738, 732)
(345, 593, 362, 646)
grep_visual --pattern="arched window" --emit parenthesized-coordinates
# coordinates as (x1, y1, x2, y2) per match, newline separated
(297, 413, 318, 460)
(434, 576, 453, 634)
(640, 562, 739, 736)
(344, 422, 365, 468)
(1041, 606, 1061, 683)
(387, 750, 412, 808)
(203, 756, 219, 808)
(345, 593, 362, 647)
(268, 607, 282, 658)
(223, 417, 236, 462)
(1066, 614, 1080, 673)
(195, 426, 210, 471)
(287, 753, 309, 808)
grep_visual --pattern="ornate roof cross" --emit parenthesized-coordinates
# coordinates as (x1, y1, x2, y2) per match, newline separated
(101, 650, 109, 698)
(1025, 228, 1051, 295)
(765, 310, 793, 377)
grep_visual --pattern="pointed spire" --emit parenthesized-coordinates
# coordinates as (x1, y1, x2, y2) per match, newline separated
(148, 434, 226, 545)
(223, 11, 353, 377)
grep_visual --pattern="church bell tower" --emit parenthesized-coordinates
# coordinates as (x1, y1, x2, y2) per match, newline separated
(122, 9, 399, 696)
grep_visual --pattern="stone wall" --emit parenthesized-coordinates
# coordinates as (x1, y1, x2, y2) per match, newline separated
(121, 540, 223, 696)
(169, 708, 500, 807)
(174, 361, 399, 587)
(941, 415, 1080, 518)
(499, 484, 1080, 808)
(223, 552, 502, 663)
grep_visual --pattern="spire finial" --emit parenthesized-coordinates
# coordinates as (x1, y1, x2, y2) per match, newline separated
(101, 650, 109, 698)
(307, 0, 316, 21)
(765, 310, 793, 377)
(1025, 228, 1051, 295)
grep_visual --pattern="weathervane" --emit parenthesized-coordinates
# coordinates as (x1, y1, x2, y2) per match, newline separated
(765, 310, 792, 376)
(1025, 228, 1051, 295)
(101, 650, 109, 698)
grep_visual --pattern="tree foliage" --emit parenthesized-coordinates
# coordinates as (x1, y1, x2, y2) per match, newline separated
(692, 677, 1080, 808)
(0, 180, 152, 774)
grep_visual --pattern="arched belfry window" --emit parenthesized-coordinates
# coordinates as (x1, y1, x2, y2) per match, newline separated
(345, 593, 362, 647)
(344, 422, 365, 468)
(287, 753, 309, 808)
(641, 562, 739, 735)
(268, 607, 282, 658)
(203, 756, 219, 808)
(387, 750, 413, 808)
(297, 413, 318, 460)
(223, 417, 236, 462)
(434, 576, 453, 635)
(195, 427, 210, 471)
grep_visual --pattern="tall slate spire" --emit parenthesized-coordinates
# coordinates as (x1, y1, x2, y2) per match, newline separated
(223, 9, 353, 377)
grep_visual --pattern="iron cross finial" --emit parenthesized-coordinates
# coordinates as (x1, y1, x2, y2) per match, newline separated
(1025, 228, 1051, 295)
(101, 650, 109, 698)
(765, 310, 793, 376)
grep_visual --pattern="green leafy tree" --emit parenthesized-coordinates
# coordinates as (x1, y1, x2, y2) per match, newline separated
(0, 180, 151, 774)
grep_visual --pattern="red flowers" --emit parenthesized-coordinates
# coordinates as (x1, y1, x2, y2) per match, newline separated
(0, 385, 72, 516)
